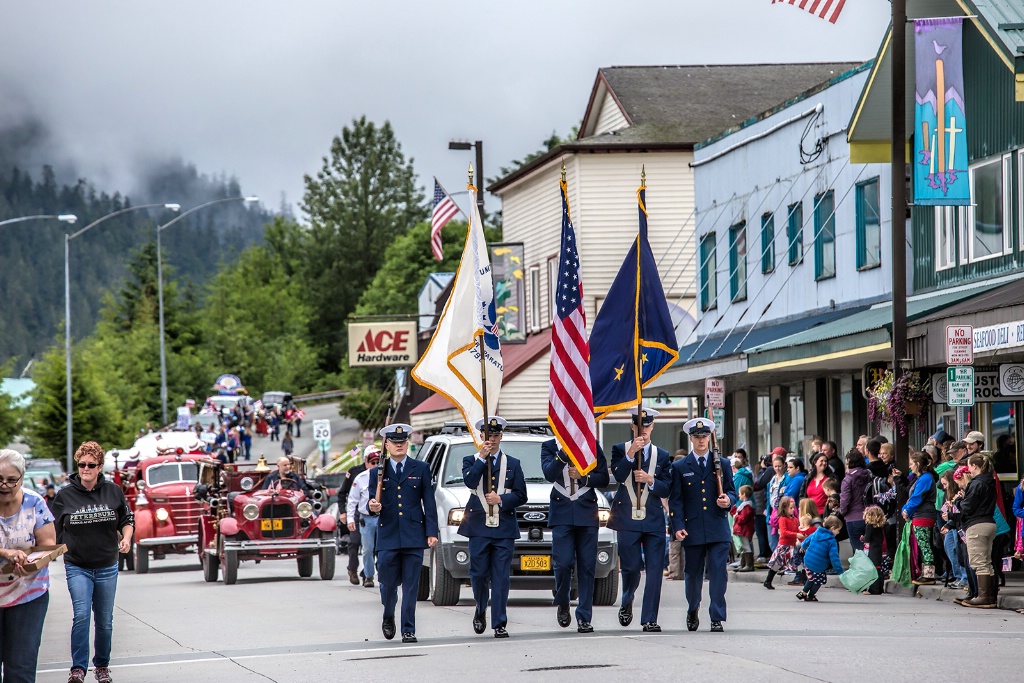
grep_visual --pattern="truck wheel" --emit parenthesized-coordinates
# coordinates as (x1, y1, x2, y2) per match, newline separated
(297, 555, 314, 578)
(430, 549, 460, 606)
(593, 571, 619, 606)
(223, 549, 238, 585)
(135, 547, 149, 574)
(417, 565, 430, 601)
(319, 547, 336, 580)
(202, 549, 219, 583)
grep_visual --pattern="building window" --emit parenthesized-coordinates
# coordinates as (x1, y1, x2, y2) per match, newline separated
(547, 255, 558, 323)
(729, 222, 747, 302)
(761, 212, 775, 274)
(855, 178, 881, 269)
(968, 155, 1012, 262)
(787, 202, 803, 265)
(699, 233, 717, 311)
(814, 190, 836, 280)
(934, 206, 964, 270)
(1020, 153, 1024, 251)
(528, 266, 541, 330)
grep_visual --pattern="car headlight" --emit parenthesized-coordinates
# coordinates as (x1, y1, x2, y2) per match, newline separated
(155, 507, 169, 522)
(242, 503, 260, 520)
(297, 502, 313, 518)
(598, 509, 611, 526)
(447, 508, 465, 525)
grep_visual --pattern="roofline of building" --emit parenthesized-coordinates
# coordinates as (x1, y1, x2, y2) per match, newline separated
(697, 61, 873, 151)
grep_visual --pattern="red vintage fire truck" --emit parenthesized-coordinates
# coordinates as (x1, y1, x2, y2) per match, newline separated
(193, 455, 337, 584)
(116, 438, 208, 573)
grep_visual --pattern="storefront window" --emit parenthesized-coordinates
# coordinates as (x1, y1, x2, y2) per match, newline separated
(988, 401, 1017, 477)
(789, 391, 805, 458)
(758, 394, 771, 458)
(840, 376, 853, 453)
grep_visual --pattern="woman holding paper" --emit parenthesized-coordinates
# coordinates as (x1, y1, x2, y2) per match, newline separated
(0, 448, 57, 683)
(52, 442, 134, 683)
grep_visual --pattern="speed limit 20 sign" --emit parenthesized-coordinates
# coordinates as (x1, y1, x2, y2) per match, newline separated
(313, 420, 331, 441)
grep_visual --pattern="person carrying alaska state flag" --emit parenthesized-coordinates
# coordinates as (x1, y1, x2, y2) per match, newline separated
(590, 173, 679, 419)
(412, 168, 502, 447)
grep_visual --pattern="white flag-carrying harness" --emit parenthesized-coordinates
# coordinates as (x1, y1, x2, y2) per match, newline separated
(623, 441, 658, 521)
(412, 183, 503, 448)
(551, 465, 590, 501)
(475, 453, 507, 527)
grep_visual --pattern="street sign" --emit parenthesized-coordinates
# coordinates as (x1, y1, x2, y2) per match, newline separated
(313, 420, 331, 441)
(946, 366, 975, 406)
(946, 325, 974, 365)
(705, 378, 725, 408)
(711, 408, 726, 439)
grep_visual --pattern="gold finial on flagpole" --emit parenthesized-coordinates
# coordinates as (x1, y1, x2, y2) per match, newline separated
(641, 165, 647, 189)
(468, 163, 474, 187)
(560, 160, 566, 183)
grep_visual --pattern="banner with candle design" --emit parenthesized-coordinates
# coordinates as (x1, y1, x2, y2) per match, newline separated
(914, 17, 970, 206)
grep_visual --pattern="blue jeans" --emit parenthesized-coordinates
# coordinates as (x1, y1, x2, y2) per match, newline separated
(66, 563, 119, 670)
(1, 590, 49, 683)
(944, 528, 967, 582)
(360, 516, 379, 579)
(846, 520, 866, 553)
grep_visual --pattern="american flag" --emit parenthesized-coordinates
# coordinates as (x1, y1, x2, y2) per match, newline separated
(431, 177, 459, 261)
(772, 0, 846, 24)
(547, 179, 598, 475)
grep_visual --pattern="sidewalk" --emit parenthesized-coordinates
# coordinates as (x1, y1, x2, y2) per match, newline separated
(729, 566, 1024, 611)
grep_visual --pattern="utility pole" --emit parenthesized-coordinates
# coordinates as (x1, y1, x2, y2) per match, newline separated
(891, 0, 910, 466)
(449, 140, 485, 218)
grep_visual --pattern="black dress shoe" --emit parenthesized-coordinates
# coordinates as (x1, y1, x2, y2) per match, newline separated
(710, 621, 724, 632)
(494, 627, 509, 638)
(686, 611, 699, 632)
(382, 617, 396, 640)
(402, 633, 417, 643)
(557, 605, 571, 628)
(472, 611, 486, 635)
(641, 622, 661, 632)
(618, 602, 633, 627)
(577, 621, 594, 633)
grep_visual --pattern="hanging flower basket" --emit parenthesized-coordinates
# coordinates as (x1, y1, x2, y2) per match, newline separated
(867, 370, 931, 436)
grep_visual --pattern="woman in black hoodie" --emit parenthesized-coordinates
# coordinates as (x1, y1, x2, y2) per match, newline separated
(953, 454, 997, 609)
(51, 442, 134, 683)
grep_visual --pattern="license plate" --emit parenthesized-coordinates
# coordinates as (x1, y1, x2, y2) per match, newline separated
(261, 519, 283, 530)
(520, 555, 550, 571)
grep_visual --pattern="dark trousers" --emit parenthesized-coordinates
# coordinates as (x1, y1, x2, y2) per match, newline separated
(617, 529, 666, 624)
(551, 525, 598, 623)
(754, 513, 770, 558)
(683, 541, 730, 622)
(468, 536, 515, 629)
(0, 591, 49, 683)
(377, 548, 424, 634)
(347, 527, 362, 573)
(884, 520, 899, 569)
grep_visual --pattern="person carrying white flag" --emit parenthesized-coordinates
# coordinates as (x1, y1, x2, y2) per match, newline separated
(412, 175, 502, 447)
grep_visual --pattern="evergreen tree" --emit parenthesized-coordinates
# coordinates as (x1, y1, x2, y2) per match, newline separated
(0, 362, 21, 447)
(301, 117, 426, 372)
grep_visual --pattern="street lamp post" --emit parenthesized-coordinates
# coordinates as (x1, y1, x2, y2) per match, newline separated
(155, 196, 258, 424)
(448, 140, 485, 218)
(0, 214, 78, 229)
(65, 203, 180, 472)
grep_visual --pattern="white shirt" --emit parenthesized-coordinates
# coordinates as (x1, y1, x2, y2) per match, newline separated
(347, 469, 372, 518)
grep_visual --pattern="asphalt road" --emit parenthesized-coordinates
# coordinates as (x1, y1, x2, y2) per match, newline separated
(34, 556, 1024, 682)
(251, 402, 361, 468)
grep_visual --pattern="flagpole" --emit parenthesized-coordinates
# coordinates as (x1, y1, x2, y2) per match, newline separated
(634, 167, 646, 515)
(470, 164, 496, 521)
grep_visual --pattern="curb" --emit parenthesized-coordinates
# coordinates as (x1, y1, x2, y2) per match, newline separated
(728, 568, 1024, 611)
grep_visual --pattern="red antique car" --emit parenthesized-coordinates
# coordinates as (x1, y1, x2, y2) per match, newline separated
(193, 456, 337, 584)
(118, 441, 208, 573)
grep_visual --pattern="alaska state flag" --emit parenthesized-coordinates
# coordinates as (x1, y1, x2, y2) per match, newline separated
(591, 186, 679, 420)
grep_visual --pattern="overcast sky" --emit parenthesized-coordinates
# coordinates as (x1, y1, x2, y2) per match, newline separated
(0, 0, 893, 218)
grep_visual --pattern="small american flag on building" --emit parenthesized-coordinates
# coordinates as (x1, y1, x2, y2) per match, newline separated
(773, 0, 847, 24)
(547, 178, 597, 475)
(431, 177, 459, 261)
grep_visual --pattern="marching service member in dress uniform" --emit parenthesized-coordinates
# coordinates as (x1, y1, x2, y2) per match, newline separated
(608, 407, 672, 632)
(670, 417, 737, 633)
(368, 424, 439, 644)
(459, 417, 528, 638)
(540, 437, 609, 633)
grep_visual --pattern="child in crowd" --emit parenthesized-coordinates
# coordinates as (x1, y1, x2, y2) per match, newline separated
(822, 478, 847, 543)
(732, 485, 756, 572)
(797, 516, 845, 602)
(792, 499, 822, 585)
(862, 505, 887, 594)
(764, 496, 798, 590)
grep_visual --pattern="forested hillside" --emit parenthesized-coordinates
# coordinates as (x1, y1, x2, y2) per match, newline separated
(0, 160, 272, 369)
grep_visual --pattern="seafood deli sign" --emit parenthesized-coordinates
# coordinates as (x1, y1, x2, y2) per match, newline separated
(972, 320, 1024, 355)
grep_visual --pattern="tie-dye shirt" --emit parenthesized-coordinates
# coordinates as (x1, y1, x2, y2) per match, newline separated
(0, 488, 55, 607)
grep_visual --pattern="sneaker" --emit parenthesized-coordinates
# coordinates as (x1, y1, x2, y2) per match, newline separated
(363, 576, 375, 588)
(94, 667, 113, 683)
(68, 669, 86, 683)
